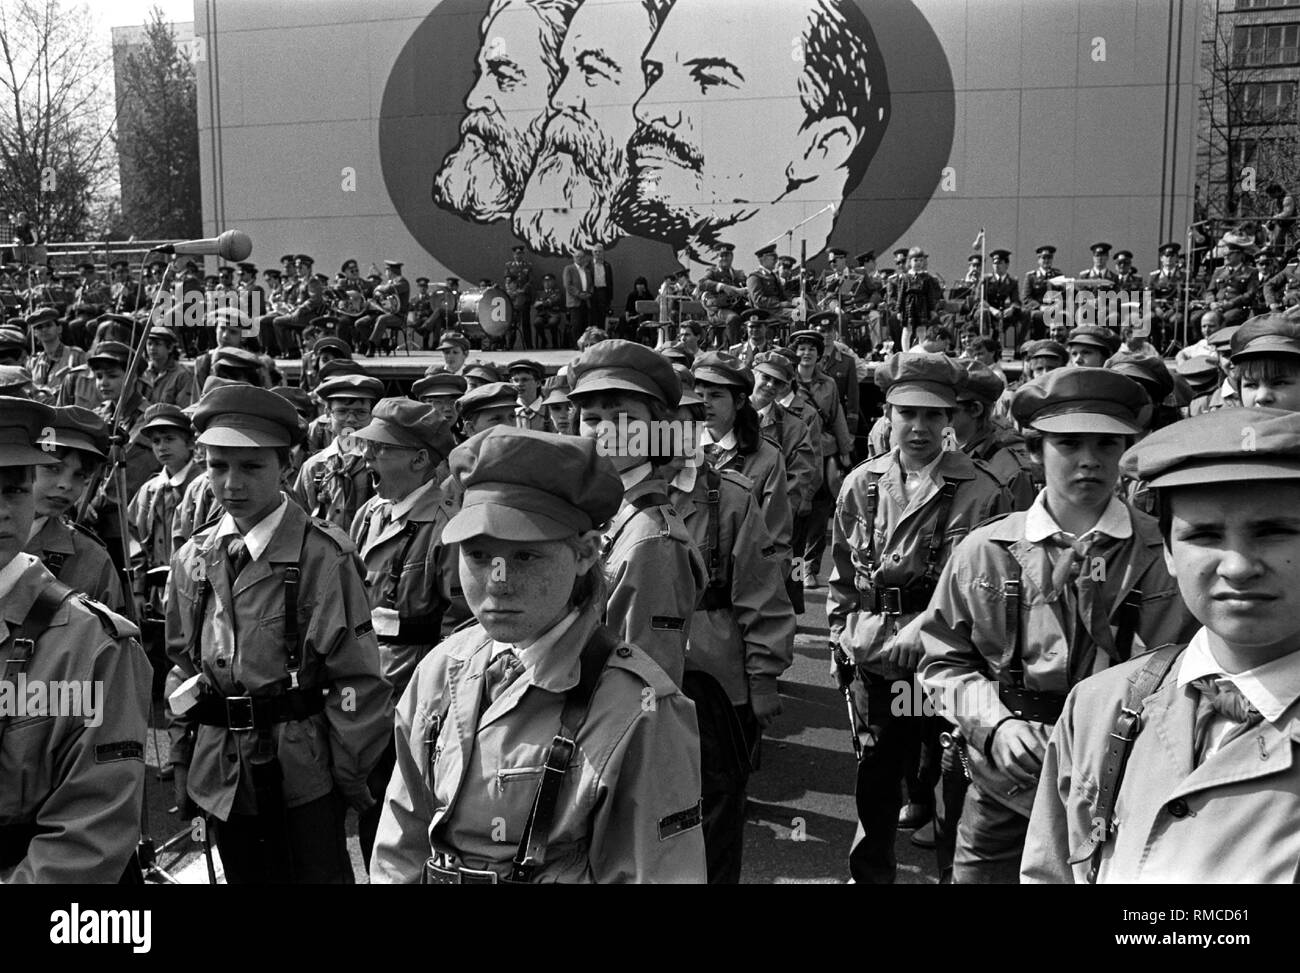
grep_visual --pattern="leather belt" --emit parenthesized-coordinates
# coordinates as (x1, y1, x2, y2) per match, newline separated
(191, 687, 327, 732)
(859, 583, 934, 616)
(998, 685, 1067, 725)
(421, 854, 503, 885)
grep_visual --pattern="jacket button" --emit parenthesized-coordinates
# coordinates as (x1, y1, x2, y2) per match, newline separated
(216, 657, 227, 668)
(1166, 798, 1189, 818)
(616, 646, 632, 659)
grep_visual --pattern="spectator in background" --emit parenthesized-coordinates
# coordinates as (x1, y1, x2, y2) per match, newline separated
(1267, 183, 1296, 254)
(622, 276, 655, 339)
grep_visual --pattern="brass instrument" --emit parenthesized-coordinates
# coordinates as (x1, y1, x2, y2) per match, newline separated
(332, 289, 366, 317)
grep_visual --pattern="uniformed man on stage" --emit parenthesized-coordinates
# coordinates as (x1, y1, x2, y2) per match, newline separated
(1148, 242, 1185, 351)
(504, 244, 534, 349)
(698, 243, 749, 347)
(979, 249, 1024, 351)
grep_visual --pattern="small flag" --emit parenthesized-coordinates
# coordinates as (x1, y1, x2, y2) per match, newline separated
(972, 228, 985, 250)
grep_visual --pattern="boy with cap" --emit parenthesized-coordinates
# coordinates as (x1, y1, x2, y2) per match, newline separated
(28, 306, 86, 401)
(0, 396, 152, 883)
(507, 359, 547, 430)
(165, 385, 391, 883)
(411, 370, 467, 424)
(23, 406, 128, 613)
(1066, 325, 1120, 368)
(748, 351, 820, 611)
(790, 328, 853, 590)
(142, 327, 195, 409)
(436, 332, 470, 375)
(570, 339, 706, 686)
(668, 389, 794, 881)
(828, 352, 1009, 884)
(1229, 314, 1300, 412)
(127, 404, 199, 619)
(292, 373, 384, 530)
(194, 308, 252, 389)
(918, 367, 1197, 883)
(455, 381, 524, 441)
(951, 360, 1037, 510)
(348, 398, 466, 868)
(1023, 407, 1300, 882)
(371, 426, 707, 884)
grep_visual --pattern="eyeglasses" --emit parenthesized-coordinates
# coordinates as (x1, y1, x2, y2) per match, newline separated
(330, 408, 372, 421)
(360, 441, 412, 458)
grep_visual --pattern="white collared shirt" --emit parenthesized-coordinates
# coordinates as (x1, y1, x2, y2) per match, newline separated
(0, 552, 33, 604)
(700, 428, 737, 451)
(593, 262, 606, 289)
(1023, 489, 1132, 545)
(755, 402, 774, 423)
(488, 609, 581, 695)
(897, 450, 944, 504)
(778, 390, 796, 409)
(671, 460, 699, 494)
(389, 477, 439, 522)
(620, 461, 653, 492)
(212, 494, 289, 562)
(1177, 627, 1300, 757)
(26, 517, 48, 543)
(168, 459, 195, 490)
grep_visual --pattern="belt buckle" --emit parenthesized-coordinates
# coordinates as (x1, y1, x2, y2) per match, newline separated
(225, 696, 255, 732)
(457, 866, 499, 885)
(880, 587, 902, 615)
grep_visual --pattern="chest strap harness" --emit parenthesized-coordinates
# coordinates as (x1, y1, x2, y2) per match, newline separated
(376, 518, 448, 646)
(854, 476, 958, 616)
(421, 626, 620, 885)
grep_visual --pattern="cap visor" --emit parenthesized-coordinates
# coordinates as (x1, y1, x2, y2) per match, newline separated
(886, 389, 957, 409)
(0, 444, 59, 467)
(1148, 458, 1300, 489)
(351, 421, 409, 448)
(571, 373, 662, 402)
(443, 503, 576, 544)
(1032, 413, 1142, 435)
(197, 428, 291, 448)
(1231, 338, 1300, 360)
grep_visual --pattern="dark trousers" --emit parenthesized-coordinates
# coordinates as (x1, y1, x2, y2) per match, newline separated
(684, 671, 759, 885)
(847, 669, 928, 884)
(566, 304, 588, 346)
(803, 479, 835, 580)
(257, 313, 282, 357)
(357, 738, 397, 872)
(215, 791, 353, 884)
(953, 783, 1027, 884)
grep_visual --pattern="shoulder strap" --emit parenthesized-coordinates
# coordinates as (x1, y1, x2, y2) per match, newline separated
(922, 479, 960, 583)
(383, 521, 424, 608)
(703, 466, 724, 590)
(278, 521, 312, 688)
(509, 625, 619, 883)
(863, 474, 881, 571)
(1087, 642, 1185, 883)
(1003, 557, 1024, 688)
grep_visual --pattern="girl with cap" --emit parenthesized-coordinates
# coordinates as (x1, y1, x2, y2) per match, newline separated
(166, 384, 391, 883)
(23, 406, 128, 614)
(370, 426, 707, 884)
(918, 367, 1197, 883)
(569, 340, 706, 687)
(666, 390, 795, 882)
(1025, 408, 1300, 882)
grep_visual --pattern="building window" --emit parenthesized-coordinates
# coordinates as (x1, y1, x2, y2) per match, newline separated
(1236, 0, 1300, 10)
(1240, 80, 1299, 122)
(1233, 22, 1300, 65)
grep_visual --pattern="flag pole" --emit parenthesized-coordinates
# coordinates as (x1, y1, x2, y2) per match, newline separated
(977, 228, 987, 338)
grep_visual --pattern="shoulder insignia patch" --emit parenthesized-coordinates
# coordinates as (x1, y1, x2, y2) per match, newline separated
(658, 799, 703, 841)
(95, 741, 144, 764)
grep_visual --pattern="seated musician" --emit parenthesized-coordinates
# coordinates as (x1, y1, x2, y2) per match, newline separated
(697, 243, 749, 346)
(359, 259, 411, 356)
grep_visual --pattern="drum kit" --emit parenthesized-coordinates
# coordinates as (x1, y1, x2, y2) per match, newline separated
(448, 286, 513, 341)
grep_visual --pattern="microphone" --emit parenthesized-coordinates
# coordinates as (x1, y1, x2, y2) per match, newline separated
(155, 229, 252, 261)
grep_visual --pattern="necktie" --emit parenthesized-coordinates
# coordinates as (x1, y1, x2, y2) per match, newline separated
(702, 443, 724, 466)
(483, 649, 525, 705)
(226, 536, 251, 586)
(1049, 533, 1120, 665)
(1191, 676, 1263, 766)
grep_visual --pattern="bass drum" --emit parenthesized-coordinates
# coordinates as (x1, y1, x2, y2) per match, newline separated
(456, 286, 513, 338)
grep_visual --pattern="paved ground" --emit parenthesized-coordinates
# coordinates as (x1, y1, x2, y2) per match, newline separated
(138, 550, 940, 884)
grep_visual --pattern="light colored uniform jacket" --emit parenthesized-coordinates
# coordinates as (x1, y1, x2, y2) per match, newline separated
(24, 516, 126, 614)
(1022, 644, 1300, 883)
(349, 482, 468, 699)
(0, 555, 150, 883)
(292, 440, 375, 531)
(828, 448, 1007, 680)
(369, 607, 708, 884)
(670, 466, 795, 706)
(603, 475, 706, 687)
(758, 400, 819, 515)
(165, 501, 392, 820)
(918, 507, 1198, 817)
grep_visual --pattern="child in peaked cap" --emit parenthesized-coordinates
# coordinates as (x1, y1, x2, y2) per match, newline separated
(1025, 407, 1300, 883)
(292, 374, 385, 530)
(1229, 313, 1300, 412)
(369, 426, 707, 885)
(568, 338, 705, 689)
(831, 351, 1010, 884)
(346, 396, 464, 869)
(920, 365, 1194, 884)
(166, 383, 390, 884)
